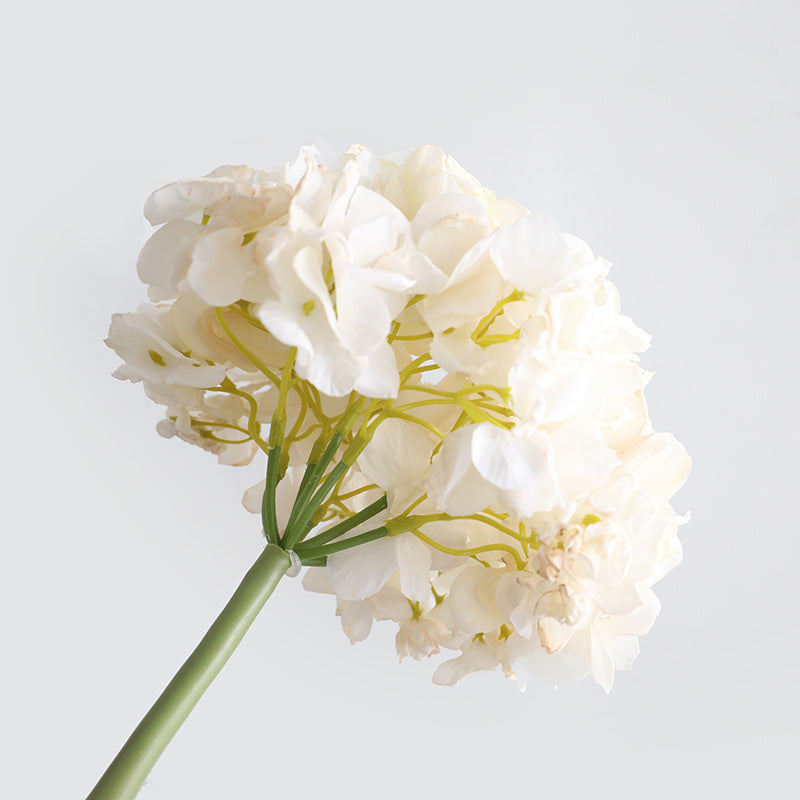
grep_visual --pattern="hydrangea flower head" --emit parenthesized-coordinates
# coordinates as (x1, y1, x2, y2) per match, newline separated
(108, 144, 690, 692)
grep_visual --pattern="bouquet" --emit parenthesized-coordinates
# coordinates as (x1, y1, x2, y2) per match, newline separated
(96, 144, 690, 799)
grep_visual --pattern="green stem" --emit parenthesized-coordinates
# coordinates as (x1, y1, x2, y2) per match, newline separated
(262, 446, 281, 544)
(283, 461, 349, 549)
(86, 544, 291, 800)
(297, 495, 388, 551)
(283, 432, 343, 540)
(296, 525, 389, 561)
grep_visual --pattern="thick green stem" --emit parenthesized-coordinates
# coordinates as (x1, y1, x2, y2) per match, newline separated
(86, 544, 291, 800)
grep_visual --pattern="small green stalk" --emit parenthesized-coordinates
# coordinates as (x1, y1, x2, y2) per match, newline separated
(295, 525, 389, 561)
(262, 445, 282, 543)
(284, 461, 349, 547)
(86, 544, 290, 800)
(283, 431, 343, 540)
(283, 401, 366, 540)
(298, 495, 388, 551)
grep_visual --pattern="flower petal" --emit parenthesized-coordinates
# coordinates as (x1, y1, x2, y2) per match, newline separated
(327, 536, 397, 601)
(490, 213, 571, 293)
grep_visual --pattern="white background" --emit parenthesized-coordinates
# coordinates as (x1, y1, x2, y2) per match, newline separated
(2, 1, 798, 797)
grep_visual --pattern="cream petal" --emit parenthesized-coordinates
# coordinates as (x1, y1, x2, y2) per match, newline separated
(610, 633, 640, 671)
(137, 219, 198, 298)
(590, 582, 643, 616)
(613, 586, 661, 636)
(187, 228, 259, 306)
(625, 433, 692, 500)
(425, 427, 496, 515)
(217, 441, 258, 466)
(346, 209, 404, 266)
(395, 533, 432, 603)
(358, 418, 433, 490)
(496, 573, 544, 639)
(242, 480, 266, 514)
(432, 641, 499, 686)
(145, 176, 239, 225)
(302, 567, 334, 594)
(430, 327, 489, 375)
(327, 536, 397, 601)
(447, 567, 503, 634)
(396, 620, 440, 661)
(421, 254, 503, 333)
(106, 309, 227, 389)
(333, 260, 393, 355)
(291, 244, 338, 326)
(257, 300, 366, 397)
(507, 629, 591, 687)
(376, 237, 447, 294)
(352, 341, 399, 399)
(471, 423, 544, 491)
(411, 193, 489, 239)
(417, 218, 489, 276)
(601, 316, 652, 353)
(590, 627, 616, 693)
(551, 429, 615, 500)
(537, 615, 576, 654)
(339, 601, 374, 644)
(490, 213, 570, 293)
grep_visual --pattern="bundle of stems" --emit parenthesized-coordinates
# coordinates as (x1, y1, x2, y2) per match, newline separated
(87, 390, 391, 800)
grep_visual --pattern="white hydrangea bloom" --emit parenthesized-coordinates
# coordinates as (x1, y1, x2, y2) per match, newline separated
(110, 143, 690, 693)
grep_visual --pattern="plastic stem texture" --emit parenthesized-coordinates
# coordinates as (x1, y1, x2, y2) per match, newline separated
(86, 544, 291, 800)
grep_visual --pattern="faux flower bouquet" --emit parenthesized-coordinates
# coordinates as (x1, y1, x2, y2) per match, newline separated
(95, 144, 689, 799)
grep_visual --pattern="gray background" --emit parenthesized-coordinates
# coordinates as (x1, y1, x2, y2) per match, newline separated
(2, 1, 797, 797)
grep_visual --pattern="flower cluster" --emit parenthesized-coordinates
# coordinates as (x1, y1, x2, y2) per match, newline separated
(108, 144, 690, 692)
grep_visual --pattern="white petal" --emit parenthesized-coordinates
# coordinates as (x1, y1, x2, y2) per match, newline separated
(302, 567, 334, 594)
(537, 615, 576, 654)
(471, 423, 543, 491)
(395, 533, 432, 603)
(490, 213, 570, 293)
(346, 209, 404, 265)
(188, 228, 259, 306)
(332, 259, 393, 355)
(339, 601, 374, 643)
(137, 219, 198, 298)
(352, 341, 399, 399)
(624, 433, 691, 500)
(376, 237, 447, 294)
(327, 536, 397, 601)
(430, 327, 488, 375)
(421, 247, 502, 333)
(358, 418, 433, 491)
(591, 627, 616, 693)
(257, 300, 366, 397)
(425, 427, 496, 515)
(432, 641, 499, 686)
(613, 586, 661, 636)
(145, 176, 236, 225)
(447, 567, 503, 634)
(610, 634, 640, 671)
(217, 441, 258, 466)
(591, 583, 643, 616)
(507, 630, 591, 687)
(550, 429, 615, 499)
